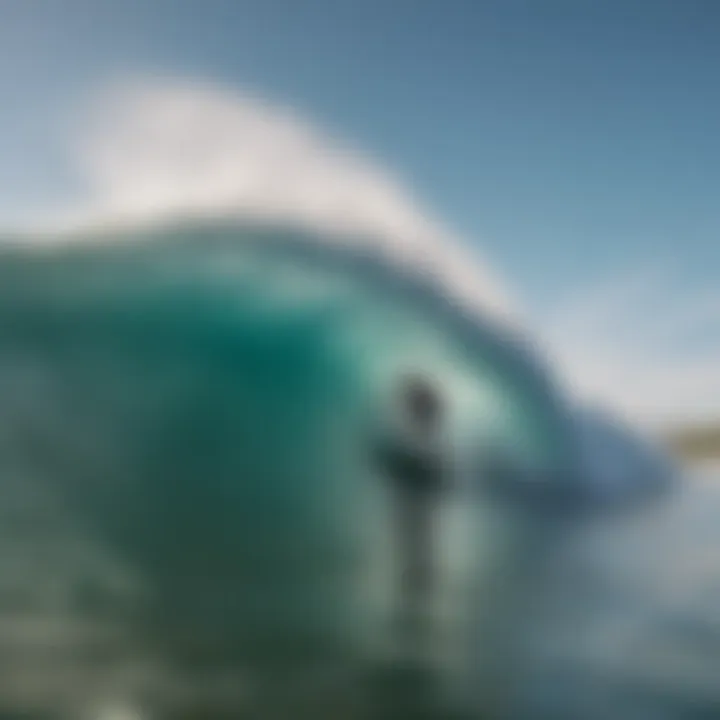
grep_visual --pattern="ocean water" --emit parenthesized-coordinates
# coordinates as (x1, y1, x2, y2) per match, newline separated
(485, 468, 720, 720)
(0, 220, 713, 719)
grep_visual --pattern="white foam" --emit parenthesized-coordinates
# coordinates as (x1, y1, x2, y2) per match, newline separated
(26, 76, 521, 332)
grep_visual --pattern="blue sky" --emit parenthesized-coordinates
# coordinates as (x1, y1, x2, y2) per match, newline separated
(2, 0, 719, 424)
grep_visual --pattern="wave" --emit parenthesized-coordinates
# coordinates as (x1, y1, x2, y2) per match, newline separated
(0, 216, 677, 716)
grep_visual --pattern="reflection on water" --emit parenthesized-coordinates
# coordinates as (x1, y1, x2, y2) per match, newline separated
(0, 459, 718, 718)
(502, 470, 720, 720)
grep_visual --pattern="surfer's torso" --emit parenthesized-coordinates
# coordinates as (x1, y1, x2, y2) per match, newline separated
(375, 420, 449, 496)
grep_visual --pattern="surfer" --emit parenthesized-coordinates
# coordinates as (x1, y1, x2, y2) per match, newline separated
(375, 373, 450, 617)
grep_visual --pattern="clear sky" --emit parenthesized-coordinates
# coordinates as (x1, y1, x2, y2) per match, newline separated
(2, 0, 719, 424)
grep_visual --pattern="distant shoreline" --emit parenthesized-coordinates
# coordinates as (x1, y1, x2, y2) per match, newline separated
(685, 458, 720, 473)
(666, 425, 720, 463)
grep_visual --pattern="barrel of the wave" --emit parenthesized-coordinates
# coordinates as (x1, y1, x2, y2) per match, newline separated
(12, 293, 476, 715)
(0, 237, 531, 716)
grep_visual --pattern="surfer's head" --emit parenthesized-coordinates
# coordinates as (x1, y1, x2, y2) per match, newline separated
(398, 372, 443, 431)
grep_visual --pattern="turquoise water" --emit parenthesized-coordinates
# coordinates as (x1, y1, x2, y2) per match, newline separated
(1, 220, 710, 718)
(0, 220, 573, 716)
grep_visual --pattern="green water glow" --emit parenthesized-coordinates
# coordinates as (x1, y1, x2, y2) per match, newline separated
(0, 220, 578, 715)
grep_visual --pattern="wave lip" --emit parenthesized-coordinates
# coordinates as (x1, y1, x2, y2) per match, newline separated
(27, 76, 520, 334)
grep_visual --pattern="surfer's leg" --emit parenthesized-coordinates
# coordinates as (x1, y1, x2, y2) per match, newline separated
(405, 494, 437, 601)
(391, 488, 438, 624)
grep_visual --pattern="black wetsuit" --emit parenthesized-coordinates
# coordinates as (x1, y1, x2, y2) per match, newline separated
(376, 432, 445, 495)
(375, 427, 447, 605)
